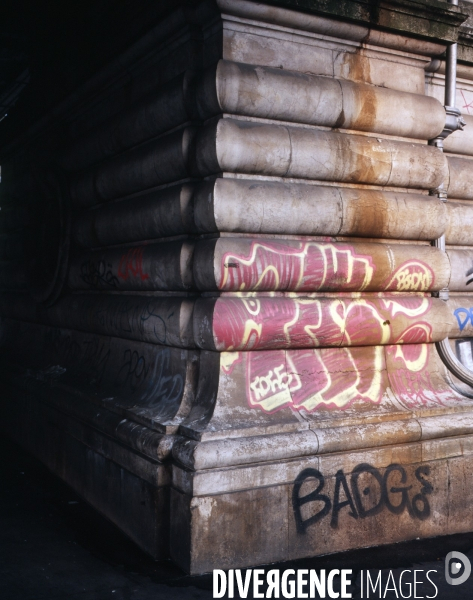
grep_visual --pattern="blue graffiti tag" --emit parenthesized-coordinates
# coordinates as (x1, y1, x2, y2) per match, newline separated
(454, 307, 473, 332)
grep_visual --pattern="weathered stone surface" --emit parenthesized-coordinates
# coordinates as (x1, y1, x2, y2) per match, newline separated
(446, 155, 473, 200)
(69, 241, 195, 291)
(195, 179, 447, 240)
(0, 318, 197, 430)
(192, 119, 448, 188)
(2, 0, 473, 576)
(170, 443, 473, 573)
(444, 114, 473, 155)
(447, 249, 473, 291)
(445, 201, 473, 246)
(74, 178, 447, 248)
(40, 294, 196, 348)
(239, 0, 466, 42)
(171, 484, 290, 573)
(74, 183, 196, 247)
(215, 61, 445, 138)
(218, 0, 455, 50)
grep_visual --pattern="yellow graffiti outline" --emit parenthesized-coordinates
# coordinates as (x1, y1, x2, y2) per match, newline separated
(294, 346, 384, 411)
(282, 298, 328, 346)
(241, 297, 261, 316)
(383, 261, 433, 291)
(221, 352, 241, 373)
(239, 319, 263, 350)
(329, 299, 389, 346)
(393, 341, 429, 372)
(382, 297, 430, 317)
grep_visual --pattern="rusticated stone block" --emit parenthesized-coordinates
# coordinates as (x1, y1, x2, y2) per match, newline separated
(170, 447, 473, 574)
(170, 484, 289, 573)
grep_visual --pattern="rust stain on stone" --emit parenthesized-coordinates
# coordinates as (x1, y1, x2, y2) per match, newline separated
(341, 50, 372, 85)
(348, 137, 388, 185)
(351, 86, 378, 133)
(350, 192, 390, 236)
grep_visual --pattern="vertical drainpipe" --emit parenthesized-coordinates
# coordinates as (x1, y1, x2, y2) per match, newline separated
(429, 0, 464, 294)
(430, 0, 473, 384)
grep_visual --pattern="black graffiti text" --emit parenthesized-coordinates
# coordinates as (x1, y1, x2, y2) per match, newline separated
(80, 259, 119, 288)
(292, 463, 433, 534)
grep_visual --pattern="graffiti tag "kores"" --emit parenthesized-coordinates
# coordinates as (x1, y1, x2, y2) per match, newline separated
(293, 463, 432, 534)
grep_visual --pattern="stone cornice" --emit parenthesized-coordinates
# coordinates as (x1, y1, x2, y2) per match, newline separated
(259, 0, 468, 43)
(458, 2, 473, 63)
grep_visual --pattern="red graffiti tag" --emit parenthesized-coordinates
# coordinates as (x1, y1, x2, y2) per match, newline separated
(118, 248, 150, 282)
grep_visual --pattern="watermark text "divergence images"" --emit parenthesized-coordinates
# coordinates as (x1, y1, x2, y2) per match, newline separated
(212, 569, 441, 599)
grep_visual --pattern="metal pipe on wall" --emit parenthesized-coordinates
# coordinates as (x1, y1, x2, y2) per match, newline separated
(432, 0, 473, 387)
(445, 0, 459, 108)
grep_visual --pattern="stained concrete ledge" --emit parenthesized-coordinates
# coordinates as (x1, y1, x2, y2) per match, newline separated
(257, 0, 467, 42)
(1, 432, 473, 600)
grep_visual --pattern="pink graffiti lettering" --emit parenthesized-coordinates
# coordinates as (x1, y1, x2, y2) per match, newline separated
(212, 297, 433, 351)
(243, 341, 461, 414)
(219, 241, 375, 292)
(386, 344, 460, 408)
(246, 346, 386, 413)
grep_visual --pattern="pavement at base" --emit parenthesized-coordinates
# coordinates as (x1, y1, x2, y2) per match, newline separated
(1, 433, 472, 600)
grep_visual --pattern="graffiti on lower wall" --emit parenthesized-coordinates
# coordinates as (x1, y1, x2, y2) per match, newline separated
(292, 463, 433, 533)
(116, 346, 184, 403)
(223, 341, 461, 413)
(466, 265, 473, 287)
(386, 344, 462, 408)
(246, 345, 386, 412)
(44, 326, 111, 386)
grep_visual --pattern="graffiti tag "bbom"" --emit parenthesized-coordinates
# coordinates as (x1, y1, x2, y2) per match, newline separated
(292, 463, 432, 534)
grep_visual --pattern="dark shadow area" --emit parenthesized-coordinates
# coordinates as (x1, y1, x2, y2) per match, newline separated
(1, 431, 473, 599)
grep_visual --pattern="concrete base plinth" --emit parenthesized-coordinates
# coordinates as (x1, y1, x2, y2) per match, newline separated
(170, 436, 473, 574)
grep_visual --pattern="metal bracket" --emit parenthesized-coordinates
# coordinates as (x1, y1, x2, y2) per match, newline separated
(429, 105, 466, 150)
